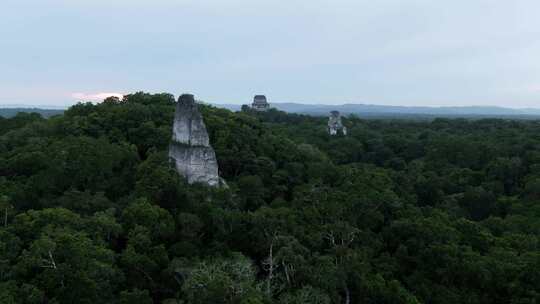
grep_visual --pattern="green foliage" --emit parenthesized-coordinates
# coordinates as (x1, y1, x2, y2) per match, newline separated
(181, 253, 263, 304)
(1, 92, 539, 303)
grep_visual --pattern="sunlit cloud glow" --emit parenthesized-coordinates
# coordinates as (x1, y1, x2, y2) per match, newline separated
(526, 85, 540, 93)
(71, 92, 124, 102)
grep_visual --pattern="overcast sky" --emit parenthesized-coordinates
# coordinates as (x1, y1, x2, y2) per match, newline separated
(1, 0, 540, 107)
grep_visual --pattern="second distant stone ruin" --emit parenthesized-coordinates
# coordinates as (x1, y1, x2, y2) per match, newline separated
(328, 110, 347, 135)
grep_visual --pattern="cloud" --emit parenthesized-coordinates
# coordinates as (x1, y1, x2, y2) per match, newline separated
(71, 92, 124, 101)
(3, 1, 540, 107)
(526, 85, 540, 92)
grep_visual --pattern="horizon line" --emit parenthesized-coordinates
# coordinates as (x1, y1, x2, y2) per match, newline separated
(1, 101, 540, 111)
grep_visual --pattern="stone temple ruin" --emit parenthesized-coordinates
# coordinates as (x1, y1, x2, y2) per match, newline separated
(251, 95, 270, 111)
(169, 94, 223, 187)
(328, 111, 347, 135)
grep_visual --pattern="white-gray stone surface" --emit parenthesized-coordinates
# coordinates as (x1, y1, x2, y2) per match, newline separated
(169, 94, 222, 186)
(172, 94, 211, 146)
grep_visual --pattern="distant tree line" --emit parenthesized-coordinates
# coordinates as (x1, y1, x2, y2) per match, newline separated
(0, 108, 64, 119)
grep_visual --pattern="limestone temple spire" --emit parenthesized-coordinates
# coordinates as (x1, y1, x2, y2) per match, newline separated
(169, 94, 223, 187)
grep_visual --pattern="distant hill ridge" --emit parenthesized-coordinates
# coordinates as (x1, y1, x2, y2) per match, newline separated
(3, 102, 540, 118)
(213, 102, 540, 117)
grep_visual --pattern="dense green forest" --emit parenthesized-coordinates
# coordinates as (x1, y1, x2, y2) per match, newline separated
(1, 93, 539, 303)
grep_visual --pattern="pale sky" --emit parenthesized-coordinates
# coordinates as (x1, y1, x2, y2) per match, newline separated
(1, 0, 540, 107)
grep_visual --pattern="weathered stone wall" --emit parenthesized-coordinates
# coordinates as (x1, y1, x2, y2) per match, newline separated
(169, 94, 221, 186)
(251, 94, 270, 111)
(169, 143, 220, 186)
(172, 94, 210, 146)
